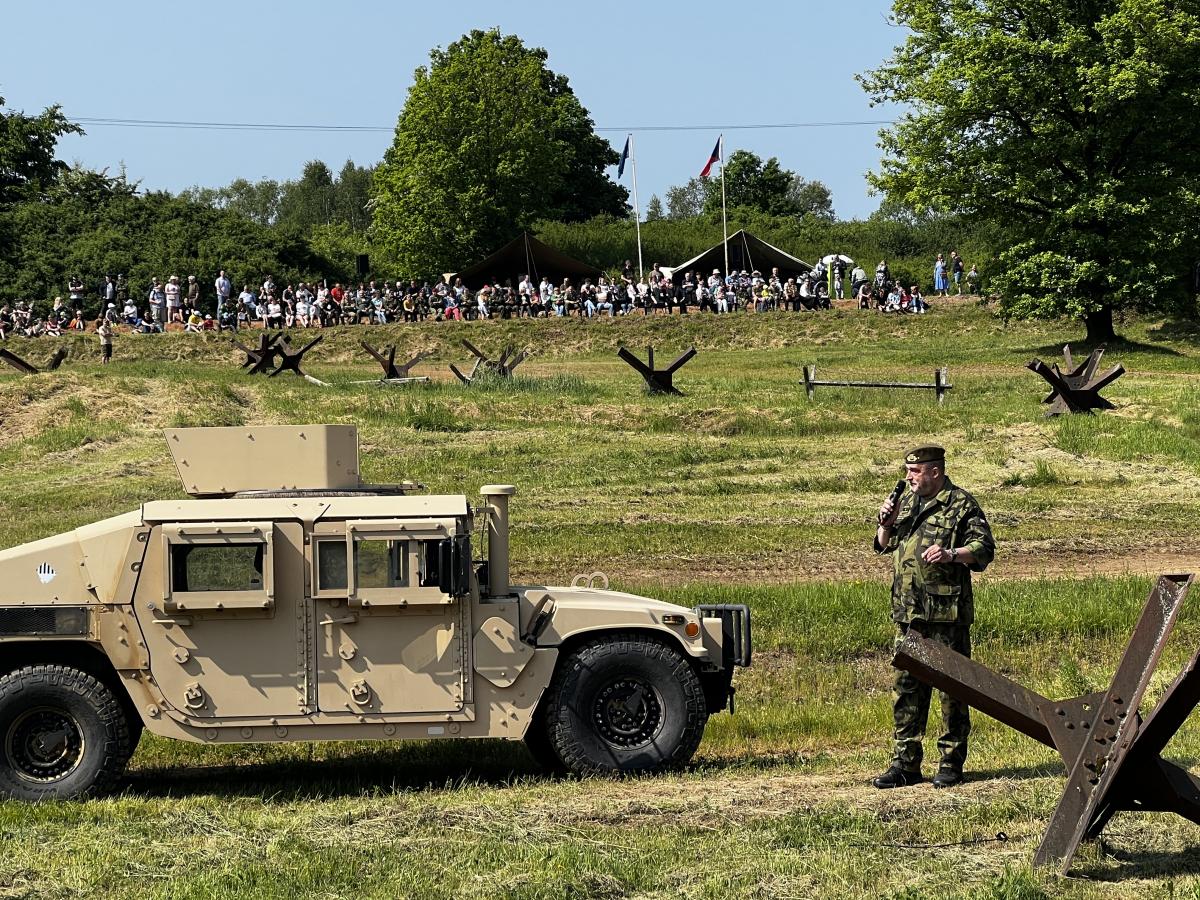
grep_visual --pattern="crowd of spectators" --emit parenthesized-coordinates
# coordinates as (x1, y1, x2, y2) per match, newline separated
(0, 253, 980, 341)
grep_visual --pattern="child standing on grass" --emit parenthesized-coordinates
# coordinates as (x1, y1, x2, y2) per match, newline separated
(97, 319, 113, 364)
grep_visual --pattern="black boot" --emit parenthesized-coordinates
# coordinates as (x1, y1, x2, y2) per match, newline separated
(932, 767, 963, 789)
(872, 766, 923, 789)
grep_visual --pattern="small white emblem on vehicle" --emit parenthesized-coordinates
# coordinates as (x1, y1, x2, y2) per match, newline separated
(37, 562, 56, 584)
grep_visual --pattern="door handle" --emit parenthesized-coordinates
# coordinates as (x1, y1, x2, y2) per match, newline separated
(320, 615, 358, 627)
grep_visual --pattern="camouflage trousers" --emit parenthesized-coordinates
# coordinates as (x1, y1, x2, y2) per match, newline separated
(892, 622, 971, 773)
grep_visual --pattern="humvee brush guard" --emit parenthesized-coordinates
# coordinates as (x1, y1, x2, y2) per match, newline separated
(0, 425, 750, 799)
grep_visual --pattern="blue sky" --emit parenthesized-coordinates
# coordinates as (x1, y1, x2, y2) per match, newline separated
(5, 1, 906, 220)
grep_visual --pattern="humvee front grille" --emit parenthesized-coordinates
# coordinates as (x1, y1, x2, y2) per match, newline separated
(0, 607, 89, 636)
(695, 604, 752, 667)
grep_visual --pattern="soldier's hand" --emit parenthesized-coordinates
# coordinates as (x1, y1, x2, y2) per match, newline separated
(878, 497, 899, 527)
(922, 544, 954, 564)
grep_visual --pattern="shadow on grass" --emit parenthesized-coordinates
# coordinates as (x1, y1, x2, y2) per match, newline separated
(123, 739, 546, 800)
(1016, 336, 1185, 359)
(962, 761, 1065, 782)
(1072, 843, 1200, 882)
(1146, 318, 1200, 344)
(122, 743, 818, 801)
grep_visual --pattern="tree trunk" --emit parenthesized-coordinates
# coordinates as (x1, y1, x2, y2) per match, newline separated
(1084, 305, 1116, 343)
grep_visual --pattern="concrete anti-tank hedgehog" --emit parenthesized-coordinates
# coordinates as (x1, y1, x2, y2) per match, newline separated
(0, 425, 750, 799)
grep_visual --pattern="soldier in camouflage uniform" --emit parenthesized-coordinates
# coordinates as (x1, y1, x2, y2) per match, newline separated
(872, 446, 995, 789)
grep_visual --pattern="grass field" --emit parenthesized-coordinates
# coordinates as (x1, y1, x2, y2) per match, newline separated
(2, 302, 1200, 898)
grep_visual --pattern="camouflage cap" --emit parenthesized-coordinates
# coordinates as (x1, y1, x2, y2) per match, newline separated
(905, 445, 945, 465)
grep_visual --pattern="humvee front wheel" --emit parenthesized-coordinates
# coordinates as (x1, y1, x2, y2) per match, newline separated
(543, 634, 707, 775)
(0, 666, 135, 800)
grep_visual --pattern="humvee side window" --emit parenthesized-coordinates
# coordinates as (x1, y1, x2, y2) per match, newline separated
(161, 521, 274, 612)
(171, 544, 263, 593)
(316, 539, 348, 591)
(354, 539, 410, 589)
(342, 519, 461, 608)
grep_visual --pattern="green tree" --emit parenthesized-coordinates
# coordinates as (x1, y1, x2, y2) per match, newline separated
(686, 150, 834, 221)
(279, 160, 336, 233)
(665, 178, 707, 219)
(182, 178, 283, 226)
(860, 0, 1200, 341)
(371, 28, 628, 277)
(703, 150, 834, 219)
(0, 96, 82, 206)
(332, 160, 373, 233)
(786, 176, 835, 221)
(644, 195, 664, 222)
(711, 151, 791, 216)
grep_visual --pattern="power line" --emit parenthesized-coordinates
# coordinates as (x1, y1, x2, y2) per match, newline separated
(70, 115, 895, 134)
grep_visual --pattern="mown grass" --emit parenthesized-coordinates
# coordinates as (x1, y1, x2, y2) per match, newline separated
(1, 305, 1200, 897)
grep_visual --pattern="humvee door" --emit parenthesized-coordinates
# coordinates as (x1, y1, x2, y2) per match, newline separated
(133, 520, 307, 718)
(309, 519, 471, 716)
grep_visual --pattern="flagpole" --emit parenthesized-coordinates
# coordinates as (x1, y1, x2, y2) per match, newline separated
(719, 134, 729, 277)
(629, 132, 644, 280)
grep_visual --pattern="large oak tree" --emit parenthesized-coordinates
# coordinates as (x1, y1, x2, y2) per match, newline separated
(371, 29, 628, 278)
(860, 1, 1200, 341)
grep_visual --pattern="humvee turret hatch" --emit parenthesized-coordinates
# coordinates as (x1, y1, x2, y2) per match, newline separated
(0, 425, 750, 799)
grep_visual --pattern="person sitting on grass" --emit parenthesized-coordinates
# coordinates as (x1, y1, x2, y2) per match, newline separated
(857, 281, 873, 310)
(715, 284, 729, 314)
(910, 285, 927, 314)
(136, 309, 163, 334)
(596, 285, 613, 317)
(185, 308, 204, 333)
(884, 284, 902, 313)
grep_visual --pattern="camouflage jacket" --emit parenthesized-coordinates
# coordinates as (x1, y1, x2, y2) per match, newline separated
(873, 477, 995, 625)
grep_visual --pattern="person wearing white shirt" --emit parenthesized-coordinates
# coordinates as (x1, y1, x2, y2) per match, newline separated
(214, 270, 232, 321)
(164, 276, 182, 323)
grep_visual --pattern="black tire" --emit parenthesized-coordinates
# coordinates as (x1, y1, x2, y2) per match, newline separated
(0, 665, 135, 800)
(544, 634, 708, 775)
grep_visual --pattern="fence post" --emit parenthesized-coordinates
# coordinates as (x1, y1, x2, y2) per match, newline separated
(804, 365, 815, 400)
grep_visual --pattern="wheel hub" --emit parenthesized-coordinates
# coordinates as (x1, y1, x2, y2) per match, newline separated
(6, 708, 84, 782)
(593, 678, 662, 748)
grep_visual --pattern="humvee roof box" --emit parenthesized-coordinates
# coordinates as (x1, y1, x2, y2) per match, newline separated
(166, 425, 360, 497)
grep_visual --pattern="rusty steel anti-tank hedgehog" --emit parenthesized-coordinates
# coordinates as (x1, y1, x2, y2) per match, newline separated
(0, 425, 750, 799)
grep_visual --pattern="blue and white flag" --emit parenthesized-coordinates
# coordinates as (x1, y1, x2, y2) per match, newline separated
(617, 136, 631, 178)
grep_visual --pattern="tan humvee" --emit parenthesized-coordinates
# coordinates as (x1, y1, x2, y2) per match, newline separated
(0, 425, 750, 799)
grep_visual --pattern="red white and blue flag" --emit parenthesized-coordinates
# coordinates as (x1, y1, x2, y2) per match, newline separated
(617, 135, 631, 178)
(699, 136, 722, 178)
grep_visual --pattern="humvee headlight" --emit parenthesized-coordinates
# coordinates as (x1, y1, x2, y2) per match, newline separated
(662, 614, 684, 625)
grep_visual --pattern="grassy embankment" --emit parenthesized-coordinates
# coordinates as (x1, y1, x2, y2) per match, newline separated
(1, 304, 1200, 898)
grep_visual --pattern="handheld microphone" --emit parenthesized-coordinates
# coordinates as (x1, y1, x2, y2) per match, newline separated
(879, 479, 906, 525)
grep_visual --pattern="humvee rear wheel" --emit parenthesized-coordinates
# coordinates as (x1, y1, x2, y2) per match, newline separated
(0, 666, 134, 800)
(544, 634, 707, 775)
